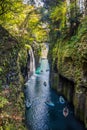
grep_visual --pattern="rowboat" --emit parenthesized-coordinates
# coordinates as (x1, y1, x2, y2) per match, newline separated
(59, 96, 65, 104)
(45, 101, 55, 107)
(25, 99, 31, 109)
(63, 107, 69, 117)
(43, 81, 47, 86)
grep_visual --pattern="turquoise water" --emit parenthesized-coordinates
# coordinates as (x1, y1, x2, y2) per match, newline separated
(25, 59, 85, 130)
(35, 67, 41, 74)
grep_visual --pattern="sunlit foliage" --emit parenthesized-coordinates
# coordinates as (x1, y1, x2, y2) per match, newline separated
(0, 1, 47, 47)
(50, 2, 67, 29)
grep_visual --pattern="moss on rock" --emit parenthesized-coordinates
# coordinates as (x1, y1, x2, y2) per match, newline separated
(0, 25, 27, 130)
(49, 17, 87, 128)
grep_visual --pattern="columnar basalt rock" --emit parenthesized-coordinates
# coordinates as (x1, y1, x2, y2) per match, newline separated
(49, 61, 87, 128)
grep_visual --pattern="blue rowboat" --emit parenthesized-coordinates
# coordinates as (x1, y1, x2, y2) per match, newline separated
(45, 101, 55, 107)
(59, 96, 65, 104)
(25, 100, 31, 109)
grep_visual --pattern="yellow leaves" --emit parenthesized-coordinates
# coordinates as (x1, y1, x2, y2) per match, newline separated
(27, 13, 40, 30)
(34, 28, 47, 42)
(50, 2, 67, 21)
(25, 44, 31, 50)
(50, 2, 67, 29)
(0, 0, 48, 49)
(29, 14, 39, 25)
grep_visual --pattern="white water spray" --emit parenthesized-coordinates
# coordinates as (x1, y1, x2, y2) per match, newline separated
(27, 47, 35, 78)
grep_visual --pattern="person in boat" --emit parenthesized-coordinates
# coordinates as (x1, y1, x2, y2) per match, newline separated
(25, 99, 31, 109)
(43, 81, 47, 86)
(46, 69, 49, 72)
(45, 100, 55, 107)
(63, 107, 69, 117)
(59, 96, 65, 104)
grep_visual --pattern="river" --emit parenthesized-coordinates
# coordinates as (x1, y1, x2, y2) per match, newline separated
(24, 58, 85, 130)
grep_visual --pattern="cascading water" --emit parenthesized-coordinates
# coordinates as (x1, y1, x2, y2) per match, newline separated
(29, 48, 35, 74)
(27, 47, 35, 78)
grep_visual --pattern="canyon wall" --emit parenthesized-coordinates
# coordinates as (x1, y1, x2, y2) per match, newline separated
(0, 25, 37, 130)
(49, 17, 87, 128)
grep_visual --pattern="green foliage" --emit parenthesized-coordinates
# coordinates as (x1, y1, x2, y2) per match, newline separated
(0, 0, 23, 15)
(25, 44, 31, 50)
(49, 16, 87, 88)
(4, 124, 26, 130)
(78, 17, 87, 37)
(0, 96, 8, 108)
(0, 67, 3, 75)
(50, 2, 67, 29)
(0, 80, 2, 90)
(18, 48, 28, 69)
(0, 2, 47, 48)
(0, 80, 2, 85)
(0, 1, 48, 87)
(68, 2, 80, 18)
(4, 125, 15, 130)
(0, 0, 24, 24)
(0, 2, 48, 130)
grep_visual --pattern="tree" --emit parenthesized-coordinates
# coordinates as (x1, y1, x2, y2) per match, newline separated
(0, 0, 23, 15)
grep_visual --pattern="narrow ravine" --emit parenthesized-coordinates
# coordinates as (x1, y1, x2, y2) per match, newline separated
(24, 44, 85, 130)
(0, 0, 87, 129)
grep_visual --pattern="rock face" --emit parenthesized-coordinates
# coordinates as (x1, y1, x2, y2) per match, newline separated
(50, 69, 87, 128)
(49, 18, 87, 128)
(0, 25, 26, 129)
(0, 25, 37, 129)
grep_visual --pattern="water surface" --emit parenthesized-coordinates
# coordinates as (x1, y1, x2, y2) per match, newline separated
(25, 59, 85, 130)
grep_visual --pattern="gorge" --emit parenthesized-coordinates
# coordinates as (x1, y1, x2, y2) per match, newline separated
(0, 0, 87, 130)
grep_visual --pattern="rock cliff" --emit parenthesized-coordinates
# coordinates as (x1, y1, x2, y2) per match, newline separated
(0, 25, 37, 129)
(49, 17, 87, 128)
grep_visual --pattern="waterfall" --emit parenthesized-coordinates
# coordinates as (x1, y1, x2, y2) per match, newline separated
(28, 47, 35, 78)
(32, 48, 36, 73)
